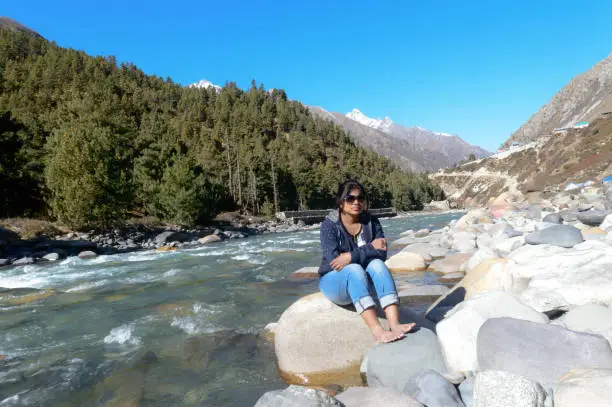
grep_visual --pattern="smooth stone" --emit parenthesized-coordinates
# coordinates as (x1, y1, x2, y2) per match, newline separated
(77, 250, 97, 259)
(459, 375, 475, 407)
(336, 387, 423, 407)
(400, 243, 434, 262)
(366, 328, 447, 392)
(12, 257, 34, 265)
(254, 385, 343, 407)
(506, 242, 612, 311)
(289, 267, 319, 280)
(391, 236, 417, 248)
(542, 213, 562, 224)
(426, 259, 508, 322)
(439, 272, 465, 283)
(488, 222, 522, 238)
(465, 247, 498, 271)
(534, 221, 557, 231)
(385, 252, 427, 272)
(275, 293, 379, 386)
(525, 225, 583, 248)
(437, 291, 548, 373)
(554, 368, 612, 407)
(490, 236, 524, 256)
(559, 210, 579, 222)
(403, 370, 465, 407)
(577, 210, 612, 227)
(428, 253, 473, 275)
(198, 234, 221, 244)
(477, 317, 612, 387)
(400, 229, 415, 237)
(42, 252, 60, 262)
(553, 304, 612, 347)
(600, 214, 612, 230)
(155, 231, 189, 244)
(336, 387, 422, 407)
(473, 370, 546, 407)
(414, 228, 431, 238)
(397, 284, 450, 303)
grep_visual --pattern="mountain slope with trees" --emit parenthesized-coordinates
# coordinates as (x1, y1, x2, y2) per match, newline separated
(0, 24, 444, 229)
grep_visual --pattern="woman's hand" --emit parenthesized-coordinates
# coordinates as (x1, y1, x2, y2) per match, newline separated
(371, 238, 387, 251)
(330, 253, 351, 271)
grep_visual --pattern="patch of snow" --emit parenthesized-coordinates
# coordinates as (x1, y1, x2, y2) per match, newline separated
(346, 108, 394, 133)
(189, 79, 222, 92)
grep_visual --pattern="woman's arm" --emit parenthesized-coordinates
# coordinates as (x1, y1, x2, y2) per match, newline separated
(348, 216, 387, 263)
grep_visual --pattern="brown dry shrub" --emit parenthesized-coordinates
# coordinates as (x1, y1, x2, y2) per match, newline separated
(0, 218, 68, 240)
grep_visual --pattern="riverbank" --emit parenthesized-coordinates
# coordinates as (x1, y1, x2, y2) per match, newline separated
(256, 185, 612, 406)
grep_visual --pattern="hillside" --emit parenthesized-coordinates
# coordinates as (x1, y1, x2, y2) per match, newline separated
(0, 22, 444, 228)
(0, 16, 41, 37)
(504, 52, 612, 148)
(310, 106, 489, 172)
(433, 116, 612, 206)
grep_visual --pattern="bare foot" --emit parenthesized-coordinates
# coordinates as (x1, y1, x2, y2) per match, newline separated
(390, 322, 416, 337)
(372, 326, 404, 343)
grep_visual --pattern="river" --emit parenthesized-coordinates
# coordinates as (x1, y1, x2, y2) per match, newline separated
(0, 212, 463, 407)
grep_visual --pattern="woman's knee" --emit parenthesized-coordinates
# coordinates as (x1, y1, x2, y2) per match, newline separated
(344, 263, 367, 277)
(367, 258, 389, 274)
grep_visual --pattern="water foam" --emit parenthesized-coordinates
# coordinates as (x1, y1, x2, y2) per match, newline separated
(103, 324, 141, 346)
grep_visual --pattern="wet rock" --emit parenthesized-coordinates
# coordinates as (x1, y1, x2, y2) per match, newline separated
(554, 368, 612, 407)
(366, 328, 447, 391)
(13, 256, 34, 265)
(477, 317, 612, 387)
(577, 210, 612, 227)
(337, 387, 422, 407)
(289, 266, 319, 280)
(155, 230, 189, 244)
(254, 385, 344, 407)
(42, 252, 60, 262)
(275, 293, 379, 386)
(0, 258, 9, 266)
(403, 370, 465, 407)
(437, 291, 547, 373)
(473, 370, 546, 407)
(542, 212, 563, 224)
(77, 250, 97, 259)
(198, 234, 221, 244)
(525, 225, 583, 248)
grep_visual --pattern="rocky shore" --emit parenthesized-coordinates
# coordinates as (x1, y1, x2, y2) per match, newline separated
(256, 184, 612, 407)
(0, 215, 313, 268)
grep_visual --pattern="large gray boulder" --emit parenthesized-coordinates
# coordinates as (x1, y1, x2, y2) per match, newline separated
(542, 213, 562, 224)
(274, 293, 378, 385)
(577, 209, 612, 227)
(12, 256, 34, 265)
(336, 387, 422, 407)
(155, 230, 189, 244)
(473, 370, 546, 407)
(553, 368, 612, 407)
(553, 303, 612, 347)
(254, 385, 344, 407)
(366, 328, 447, 391)
(477, 317, 612, 387)
(402, 370, 465, 407)
(525, 225, 583, 248)
(437, 291, 548, 373)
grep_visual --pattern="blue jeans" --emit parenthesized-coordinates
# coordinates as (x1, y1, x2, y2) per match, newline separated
(319, 259, 399, 313)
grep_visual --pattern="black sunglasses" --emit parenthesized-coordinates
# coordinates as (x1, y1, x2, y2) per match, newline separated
(344, 194, 365, 204)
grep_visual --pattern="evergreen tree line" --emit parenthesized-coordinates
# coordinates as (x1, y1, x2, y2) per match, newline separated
(0, 29, 445, 229)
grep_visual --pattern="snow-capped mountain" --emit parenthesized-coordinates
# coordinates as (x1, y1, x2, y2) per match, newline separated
(190, 79, 222, 92)
(308, 106, 489, 172)
(346, 108, 394, 133)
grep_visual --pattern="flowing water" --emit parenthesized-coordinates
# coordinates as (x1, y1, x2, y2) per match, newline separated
(0, 212, 463, 407)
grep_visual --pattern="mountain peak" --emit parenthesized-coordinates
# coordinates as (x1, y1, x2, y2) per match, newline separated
(189, 79, 222, 92)
(346, 108, 394, 133)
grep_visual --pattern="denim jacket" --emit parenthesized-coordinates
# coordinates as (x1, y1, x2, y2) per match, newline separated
(318, 210, 387, 277)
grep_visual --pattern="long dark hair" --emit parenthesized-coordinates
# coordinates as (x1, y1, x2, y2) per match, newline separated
(336, 180, 369, 211)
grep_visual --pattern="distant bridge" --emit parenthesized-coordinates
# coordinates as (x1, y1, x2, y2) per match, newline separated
(275, 207, 397, 224)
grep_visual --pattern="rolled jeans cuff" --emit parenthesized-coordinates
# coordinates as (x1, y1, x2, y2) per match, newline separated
(354, 295, 376, 314)
(379, 293, 399, 309)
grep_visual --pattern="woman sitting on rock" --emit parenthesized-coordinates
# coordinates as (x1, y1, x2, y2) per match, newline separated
(318, 180, 415, 343)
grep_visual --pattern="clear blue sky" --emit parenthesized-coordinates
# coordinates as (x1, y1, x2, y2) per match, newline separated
(4, 0, 612, 151)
